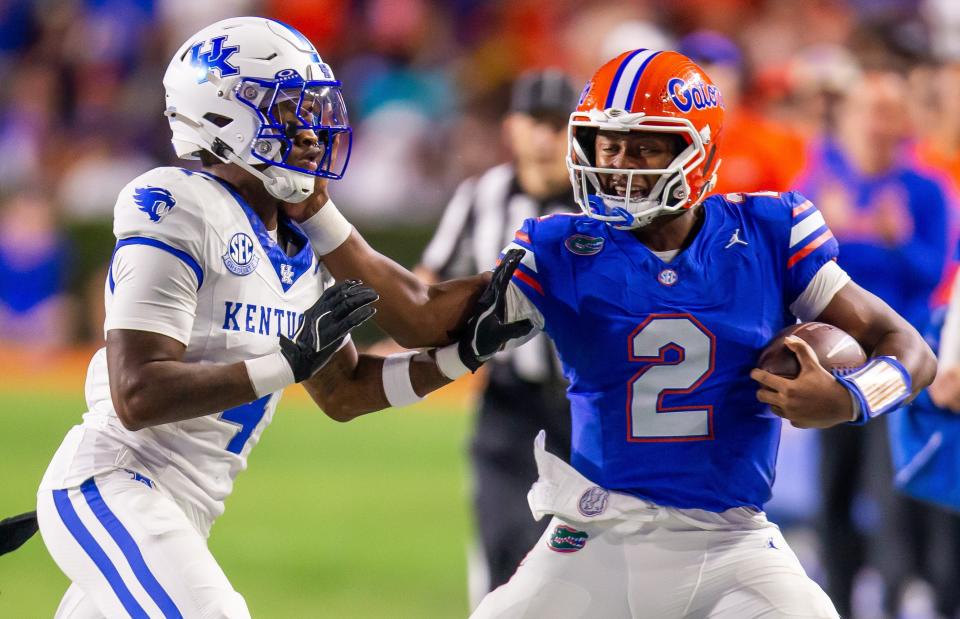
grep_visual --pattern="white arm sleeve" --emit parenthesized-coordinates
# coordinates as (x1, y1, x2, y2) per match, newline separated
(939, 273, 960, 368)
(500, 280, 545, 351)
(789, 260, 852, 322)
(104, 244, 199, 345)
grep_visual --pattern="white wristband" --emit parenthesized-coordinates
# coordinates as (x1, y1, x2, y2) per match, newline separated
(434, 343, 470, 380)
(836, 356, 911, 424)
(382, 352, 424, 408)
(298, 200, 353, 256)
(244, 351, 296, 398)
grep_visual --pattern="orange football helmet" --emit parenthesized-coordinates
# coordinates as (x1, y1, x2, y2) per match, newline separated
(567, 50, 724, 229)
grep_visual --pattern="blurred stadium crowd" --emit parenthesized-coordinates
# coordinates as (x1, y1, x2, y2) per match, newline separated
(2, 0, 958, 347)
(5, 0, 960, 617)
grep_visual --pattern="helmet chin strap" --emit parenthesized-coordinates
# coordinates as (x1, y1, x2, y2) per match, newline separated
(261, 167, 315, 203)
(165, 109, 315, 203)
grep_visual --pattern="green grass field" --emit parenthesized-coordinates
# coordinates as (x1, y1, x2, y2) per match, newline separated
(0, 387, 476, 618)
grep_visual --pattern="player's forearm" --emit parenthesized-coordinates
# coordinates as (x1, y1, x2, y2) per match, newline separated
(112, 359, 258, 431)
(842, 298, 936, 396)
(817, 282, 936, 397)
(304, 351, 451, 421)
(867, 328, 937, 396)
(322, 231, 486, 347)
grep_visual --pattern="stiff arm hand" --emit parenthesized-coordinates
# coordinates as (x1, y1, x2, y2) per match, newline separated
(457, 248, 533, 372)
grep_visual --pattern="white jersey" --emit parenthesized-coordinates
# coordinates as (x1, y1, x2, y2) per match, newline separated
(40, 167, 334, 532)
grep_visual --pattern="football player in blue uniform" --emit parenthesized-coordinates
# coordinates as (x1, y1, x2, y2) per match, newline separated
(294, 50, 936, 617)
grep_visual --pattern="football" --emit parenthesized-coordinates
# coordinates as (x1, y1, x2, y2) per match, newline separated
(757, 322, 867, 379)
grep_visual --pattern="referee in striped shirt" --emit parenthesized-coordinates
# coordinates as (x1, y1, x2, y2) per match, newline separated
(418, 69, 578, 603)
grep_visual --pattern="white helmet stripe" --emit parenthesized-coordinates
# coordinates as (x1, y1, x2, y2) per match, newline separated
(609, 50, 661, 110)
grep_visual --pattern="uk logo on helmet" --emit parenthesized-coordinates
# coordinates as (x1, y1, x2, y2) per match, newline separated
(189, 36, 240, 84)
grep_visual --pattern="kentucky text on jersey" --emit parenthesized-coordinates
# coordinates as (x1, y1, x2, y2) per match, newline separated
(505, 191, 837, 512)
(221, 301, 304, 337)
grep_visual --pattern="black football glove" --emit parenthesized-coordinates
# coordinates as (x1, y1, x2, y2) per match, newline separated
(0, 510, 38, 556)
(459, 248, 534, 371)
(280, 280, 378, 381)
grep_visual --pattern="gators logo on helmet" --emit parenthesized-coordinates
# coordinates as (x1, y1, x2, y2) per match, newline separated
(567, 50, 724, 230)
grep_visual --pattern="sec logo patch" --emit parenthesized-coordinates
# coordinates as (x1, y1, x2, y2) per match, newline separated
(223, 233, 259, 276)
(658, 268, 678, 286)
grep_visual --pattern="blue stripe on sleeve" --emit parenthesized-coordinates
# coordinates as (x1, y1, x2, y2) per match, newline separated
(791, 204, 819, 225)
(80, 479, 184, 619)
(113, 237, 204, 290)
(511, 237, 534, 252)
(791, 224, 830, 253)
(53, 488, 150, 618)
(515, 262, 540, 284)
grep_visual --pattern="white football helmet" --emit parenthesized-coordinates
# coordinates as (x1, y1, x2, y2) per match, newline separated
(163, 17, 351, 202)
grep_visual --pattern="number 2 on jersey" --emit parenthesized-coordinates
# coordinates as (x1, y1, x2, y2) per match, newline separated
(627, 314, 715, 442)
(220, 394, 272, 454)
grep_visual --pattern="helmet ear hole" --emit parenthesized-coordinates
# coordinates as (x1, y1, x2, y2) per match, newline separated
(665, 175, 687, 206)
(203, 112, 234, 128)
(667, 134, 687, 157)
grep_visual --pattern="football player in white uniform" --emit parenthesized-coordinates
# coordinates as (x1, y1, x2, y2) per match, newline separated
(34, 17, 522, 619)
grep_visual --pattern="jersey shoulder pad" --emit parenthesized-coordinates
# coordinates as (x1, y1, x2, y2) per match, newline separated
(510, 214, 601, 299)
(522, 212, 596, 246)
(113, 167, 210, 253)
(718, 190, 808, 225)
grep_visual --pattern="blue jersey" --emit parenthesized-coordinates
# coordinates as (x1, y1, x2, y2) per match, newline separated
(889, 303, 960, 512)
(506, 191, 839, 511)
(799, 138, 949, 331)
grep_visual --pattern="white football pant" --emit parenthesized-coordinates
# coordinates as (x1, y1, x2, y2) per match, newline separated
(37, 468, 249, 619)
(471, 433, 839, 619)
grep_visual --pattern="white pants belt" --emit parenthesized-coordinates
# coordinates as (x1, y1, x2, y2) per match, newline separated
(527, 431, 770, 532)
(527, 431, 664, 525)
